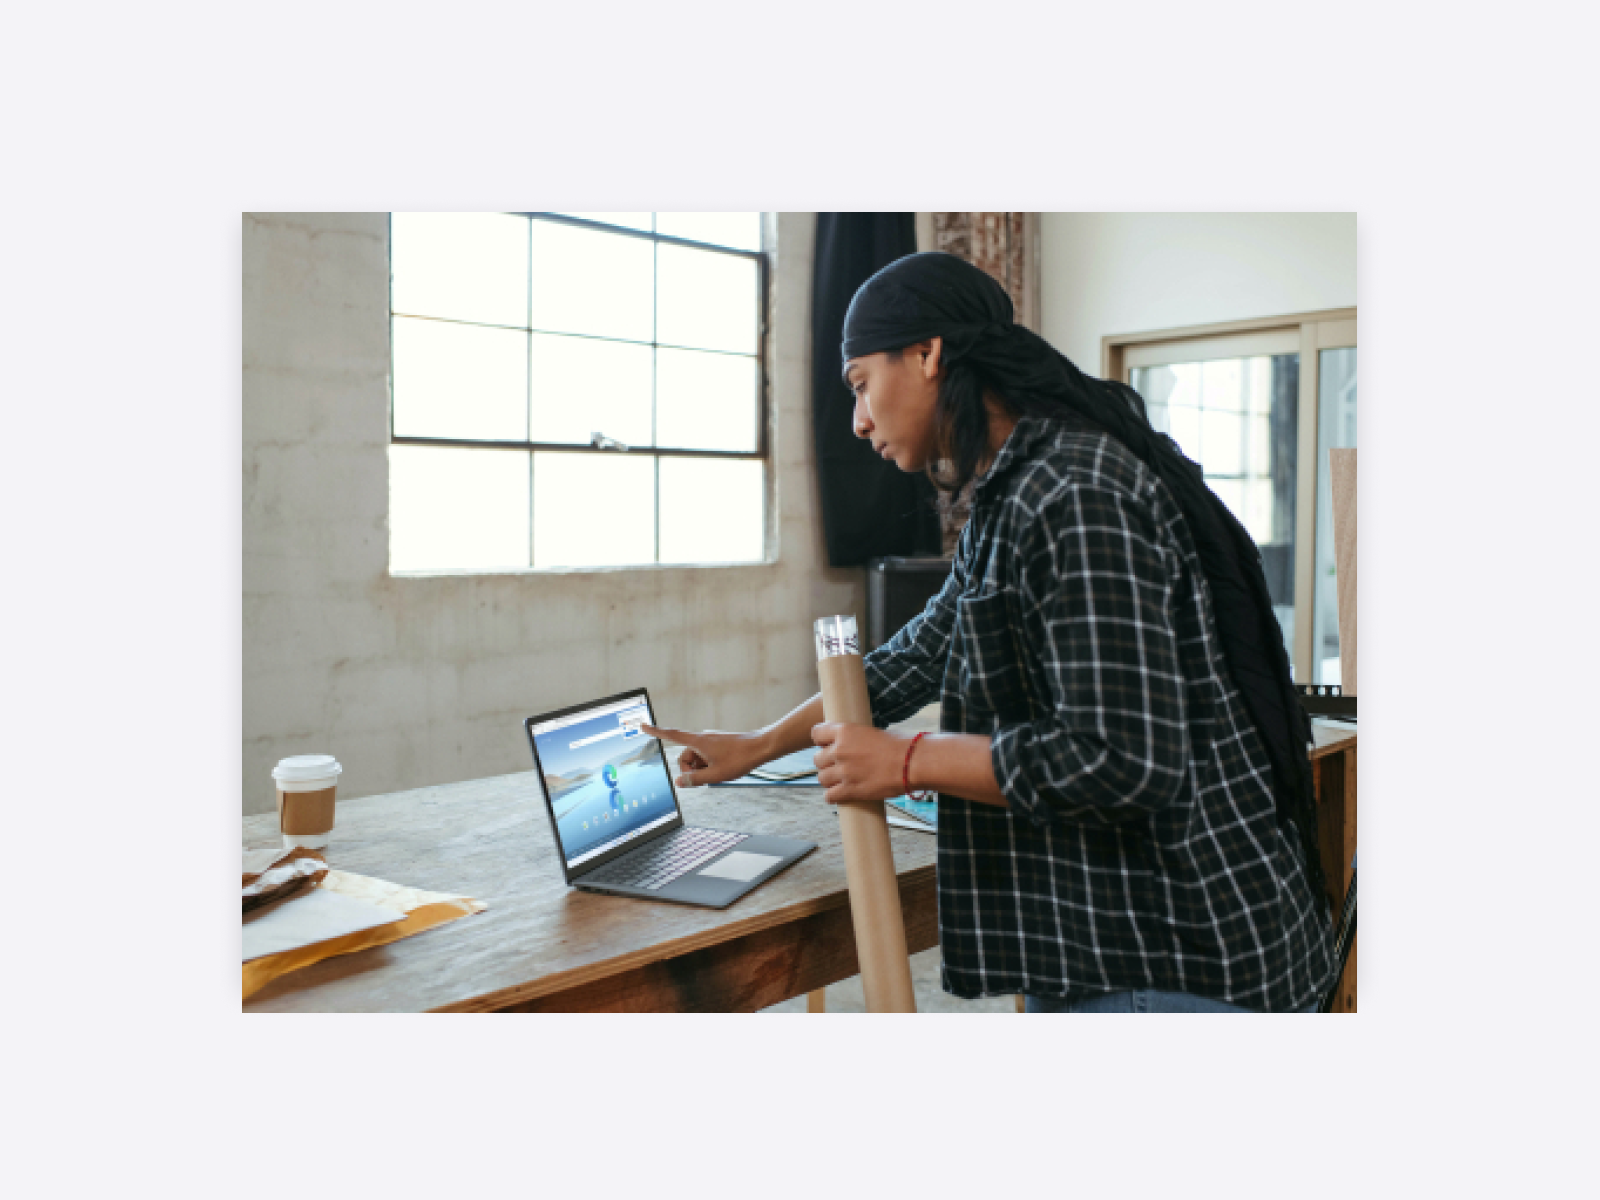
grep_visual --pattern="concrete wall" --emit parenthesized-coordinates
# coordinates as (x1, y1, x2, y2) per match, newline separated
(243, 212, 861, 815)
(1039, 213, 1357, 372)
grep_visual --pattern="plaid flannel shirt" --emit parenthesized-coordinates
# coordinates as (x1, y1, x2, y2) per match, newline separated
(863, 415, 1336, 1011)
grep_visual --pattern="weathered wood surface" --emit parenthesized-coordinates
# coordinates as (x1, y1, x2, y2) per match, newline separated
(499, 871, 938, 1013)
(242, 766, 936, 1013)
(1312, 737, 1358, 1013)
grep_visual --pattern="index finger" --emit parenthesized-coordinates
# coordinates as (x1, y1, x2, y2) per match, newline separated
(640, 722, 692, 745)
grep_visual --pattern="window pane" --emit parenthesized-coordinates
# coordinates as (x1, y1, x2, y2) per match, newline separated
(532, 452, 656, 568)
(1314, 346, 1358, 685)
(1250, 411, 1272, 471)
(656, 244, 758, 354)
(389, 446, 530, 571)
(1199, 359, 1245, 411)
(655, 212, 762, 252)
(390, 212, 528, 327)
(553, 212, 653, 233)
(1134, 352, 1299, 668)
(1208, 478, 1244, 525)
(1135, 354, 1297, 549)
(529, 222, 654, 342)
(392, 317, 527, 441)
(658, 458, 764, 564)
(655, 349, 759, 452)
(528, 334, 653, 448)
(1244, 477, 1276, 546)
(1168, 404, 1201, 457)
(1201, 410, 1243, 476)
(1138, 363, 1200, 445)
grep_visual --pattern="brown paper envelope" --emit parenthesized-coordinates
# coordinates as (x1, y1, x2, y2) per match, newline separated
(241, 871, 487, 1002)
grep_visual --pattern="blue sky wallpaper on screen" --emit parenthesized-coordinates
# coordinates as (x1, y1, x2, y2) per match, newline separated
(534, 701, 677, 864)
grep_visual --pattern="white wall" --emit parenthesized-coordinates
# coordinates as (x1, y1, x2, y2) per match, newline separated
(1040, 213, 1357, 372)
(242, 212, 861, 816)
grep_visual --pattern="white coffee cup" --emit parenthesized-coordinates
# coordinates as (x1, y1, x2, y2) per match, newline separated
(272, 755, 343, 850)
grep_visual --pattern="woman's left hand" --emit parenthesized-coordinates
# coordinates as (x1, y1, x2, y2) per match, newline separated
(811, 723, 908, 806)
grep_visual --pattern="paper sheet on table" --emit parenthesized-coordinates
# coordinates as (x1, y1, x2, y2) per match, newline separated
(243, 887, 405, 962)
(242, 869, 487, 1002)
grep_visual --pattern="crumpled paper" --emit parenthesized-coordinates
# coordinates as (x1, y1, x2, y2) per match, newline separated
(242, 869, 486, 1002)
(243, 847, 328, 913)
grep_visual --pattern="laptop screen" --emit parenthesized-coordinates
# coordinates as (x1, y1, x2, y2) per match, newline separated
(529, 693, 681, 870)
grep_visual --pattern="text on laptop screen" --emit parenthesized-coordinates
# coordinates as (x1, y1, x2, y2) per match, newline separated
(532, 696, 678, 868)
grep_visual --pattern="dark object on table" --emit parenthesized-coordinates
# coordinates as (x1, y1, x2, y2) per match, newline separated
(1296, 682, 1356, 720)
(867, 556, 954, 651)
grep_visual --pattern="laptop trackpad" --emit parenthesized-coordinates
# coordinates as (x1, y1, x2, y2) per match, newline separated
(698, 851, 781, 882)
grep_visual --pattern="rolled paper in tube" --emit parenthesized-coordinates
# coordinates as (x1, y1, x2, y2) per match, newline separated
(815, 614, 917, 1013)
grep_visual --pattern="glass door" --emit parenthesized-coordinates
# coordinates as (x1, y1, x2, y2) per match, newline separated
(1115, 311, 1356, 683)
(1312, 340, 1357, 684)
(1130, 341, 1301, 667)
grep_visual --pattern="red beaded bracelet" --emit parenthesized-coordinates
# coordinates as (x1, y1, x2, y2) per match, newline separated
(902, 732, 932, 802)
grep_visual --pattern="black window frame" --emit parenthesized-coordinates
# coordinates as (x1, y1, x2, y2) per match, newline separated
(387, 211, 770, 568)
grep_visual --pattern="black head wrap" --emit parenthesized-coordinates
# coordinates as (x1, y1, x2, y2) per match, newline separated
(842, 252, 1329, 911)
(843, 250, 1011, 359)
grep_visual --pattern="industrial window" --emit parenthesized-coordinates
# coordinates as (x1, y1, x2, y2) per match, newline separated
(387, 212, 767, 572)
(1106, 310, 1357, 684)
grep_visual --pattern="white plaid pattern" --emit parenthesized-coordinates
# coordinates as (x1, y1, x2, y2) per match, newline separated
(864, 416, 1335, 1011)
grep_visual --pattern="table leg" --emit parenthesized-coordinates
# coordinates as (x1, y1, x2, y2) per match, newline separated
(807, 988, 826, 1013)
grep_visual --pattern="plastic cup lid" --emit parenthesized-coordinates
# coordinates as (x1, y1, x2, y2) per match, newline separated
(273, 754, 343, 783)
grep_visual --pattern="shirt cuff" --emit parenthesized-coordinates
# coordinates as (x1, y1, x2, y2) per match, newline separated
(990, 722, 1039, 821)
(861, 650, 921, 730)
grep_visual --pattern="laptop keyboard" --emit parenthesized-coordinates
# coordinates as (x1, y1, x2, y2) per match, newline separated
(585, 827, 749, 892)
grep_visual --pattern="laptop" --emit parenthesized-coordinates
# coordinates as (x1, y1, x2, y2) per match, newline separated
(524, 688, 816, 908)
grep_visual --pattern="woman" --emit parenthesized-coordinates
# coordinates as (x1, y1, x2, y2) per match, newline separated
(644, 252, 1336, 1013)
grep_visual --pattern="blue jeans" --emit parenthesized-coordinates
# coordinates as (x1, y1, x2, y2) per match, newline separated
(1026, 989, 1253, 1013)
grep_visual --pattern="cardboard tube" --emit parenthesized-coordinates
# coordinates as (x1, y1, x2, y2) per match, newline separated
(816, 618, 916, 1014)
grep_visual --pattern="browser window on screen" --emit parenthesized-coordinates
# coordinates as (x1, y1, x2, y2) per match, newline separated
(532, 696, 678, 867)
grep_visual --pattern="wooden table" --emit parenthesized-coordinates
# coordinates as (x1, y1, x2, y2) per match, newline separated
(243, 771, 939, 1012)
(244, 720, 1357, 1013)
(1310, 721, 1358, 1013)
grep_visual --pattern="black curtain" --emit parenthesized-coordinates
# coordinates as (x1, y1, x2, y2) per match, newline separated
(811, 213, 942, 566)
